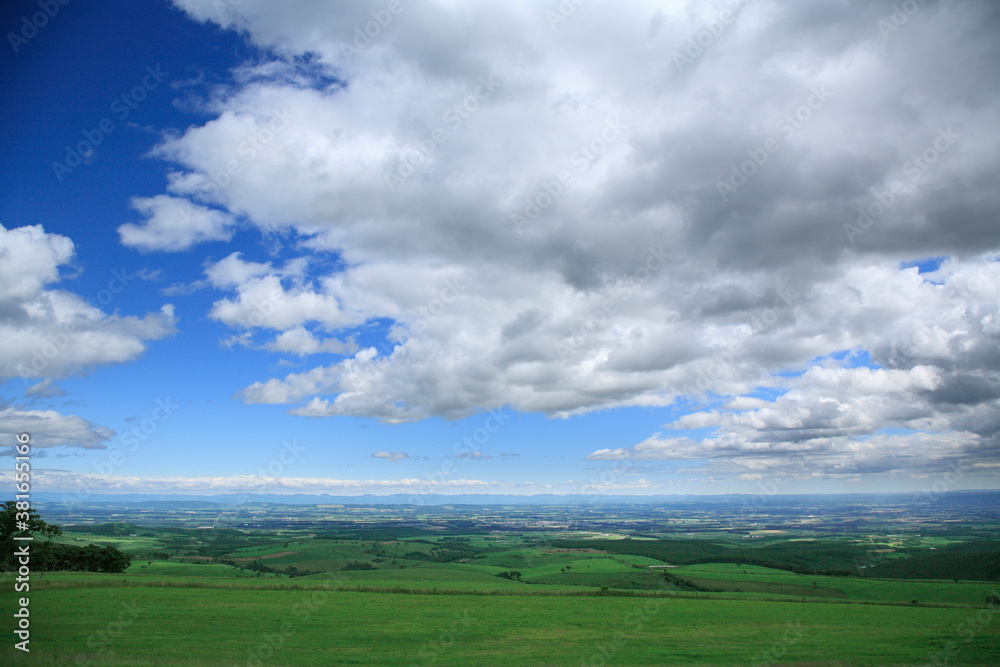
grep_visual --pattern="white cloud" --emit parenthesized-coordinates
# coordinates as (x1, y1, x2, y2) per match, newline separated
(8, 470, 522, 495)
(135, 1, 1000, 478)
(0, 223, 73, 307)
(208, 274, 360, 331)
(0, 224, 177, 380)
(261, 327, 355, 356)
(0, 407, 113, 449)
(372, 451, 408, 462)
(119, 195, 234, 252)
(205, 251, 276, 288)
(588, 363, 996, 479)
(1, 468, 665, 496)
(238, 364, 340, 405)
(25, 379, 65, 398)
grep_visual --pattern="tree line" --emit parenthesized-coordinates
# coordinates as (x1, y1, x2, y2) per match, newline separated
(1, 502, 131, 574)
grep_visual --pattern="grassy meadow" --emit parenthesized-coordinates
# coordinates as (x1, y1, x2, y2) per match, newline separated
(3, 514, 999, 665)
(4, 582, 999, 666)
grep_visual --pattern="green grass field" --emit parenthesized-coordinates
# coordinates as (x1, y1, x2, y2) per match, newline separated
(672, 563, 997, 606)
(4, 583, 999, 666)
(10, 523, 997, 664)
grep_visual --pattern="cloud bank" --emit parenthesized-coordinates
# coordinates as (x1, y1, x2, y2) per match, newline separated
(126, 0, 1000, 481)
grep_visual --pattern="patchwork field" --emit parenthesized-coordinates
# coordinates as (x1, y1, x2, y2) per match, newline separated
(5, 499, 999, 665)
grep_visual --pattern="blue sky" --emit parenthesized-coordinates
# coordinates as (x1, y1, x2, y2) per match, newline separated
(2, 0, 999, 498)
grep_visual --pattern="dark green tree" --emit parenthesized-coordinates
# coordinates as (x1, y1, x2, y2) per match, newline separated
(1, 501, 60, 569)
(1, 503, 130, 573)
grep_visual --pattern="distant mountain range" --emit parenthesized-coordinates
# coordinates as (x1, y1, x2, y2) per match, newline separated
(24, 489, 1000, 507)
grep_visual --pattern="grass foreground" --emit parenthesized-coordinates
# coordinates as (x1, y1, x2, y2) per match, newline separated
(6, 501, 999, 665)
(3, 575, 1000, 666)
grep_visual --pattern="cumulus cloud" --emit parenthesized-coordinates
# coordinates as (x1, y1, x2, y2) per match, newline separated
(0, 407, 113, 449)
(208, 274, 354, 331)
(238, 363, 340, 405)
(589, 364, 997, 478)
(139, 0, 1000, 479)
(261, 327, 356, 356)
(119, 195, 235, 252)
(0, 223, 73, 307)
(0, 224, 177, 380)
